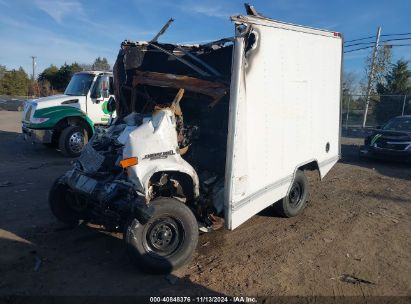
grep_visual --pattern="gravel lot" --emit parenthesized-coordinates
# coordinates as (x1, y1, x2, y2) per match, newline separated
(0, 111, 410, 297)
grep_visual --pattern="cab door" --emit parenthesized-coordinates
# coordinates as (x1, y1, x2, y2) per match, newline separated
(88, 74, 113, 124)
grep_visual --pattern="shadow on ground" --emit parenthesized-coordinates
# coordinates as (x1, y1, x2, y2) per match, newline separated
(340, 143, 411, 181)
(0, 223, 225, 296)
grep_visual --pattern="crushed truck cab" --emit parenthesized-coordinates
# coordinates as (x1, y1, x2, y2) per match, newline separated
(22, 71, 115, 157)
(48, 5, 342, 273)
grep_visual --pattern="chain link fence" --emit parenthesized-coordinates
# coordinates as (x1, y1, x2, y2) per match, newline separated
(342, 94, 411, 129)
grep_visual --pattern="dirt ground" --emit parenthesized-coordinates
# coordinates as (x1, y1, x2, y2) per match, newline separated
(0, 111, 410, 297)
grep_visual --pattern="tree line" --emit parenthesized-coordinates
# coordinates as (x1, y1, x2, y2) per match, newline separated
(0, 57, 110, 97)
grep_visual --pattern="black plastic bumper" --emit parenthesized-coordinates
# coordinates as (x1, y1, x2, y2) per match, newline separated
(22, 125, 53, 143)
(359, 146, 411, 162)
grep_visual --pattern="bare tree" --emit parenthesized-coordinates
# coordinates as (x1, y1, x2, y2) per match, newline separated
(361, 45, 392, 95)
(342, 71, 358, 95)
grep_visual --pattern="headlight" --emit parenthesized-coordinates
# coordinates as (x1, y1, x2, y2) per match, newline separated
(30, 117, 50, 124)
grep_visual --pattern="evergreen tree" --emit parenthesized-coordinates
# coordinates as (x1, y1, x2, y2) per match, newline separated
(0, 67, 29, 96)
(38, 63, 84, 92)
(38, 65, 59, 88)
(92, 57, 110, 71)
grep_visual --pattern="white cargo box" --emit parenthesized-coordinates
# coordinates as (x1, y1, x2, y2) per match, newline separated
(225, 15, 343, 229)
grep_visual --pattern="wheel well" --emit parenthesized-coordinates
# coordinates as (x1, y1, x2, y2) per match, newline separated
(148, 171, 195, 202)
(53, 116, 93, 142)
(298, 160, 321, 179)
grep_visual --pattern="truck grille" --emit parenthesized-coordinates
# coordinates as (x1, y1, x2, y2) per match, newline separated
(376, 141, 409, 151)
(24, 105, 32, 122)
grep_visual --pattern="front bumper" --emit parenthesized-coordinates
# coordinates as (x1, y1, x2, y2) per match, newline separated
(64, 169, 153, 223)
(359, 145, 411, 162)
(22, 125, 53, 143)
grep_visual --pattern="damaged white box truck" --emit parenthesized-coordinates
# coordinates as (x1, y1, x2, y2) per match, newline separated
(49, 6, 343, 273)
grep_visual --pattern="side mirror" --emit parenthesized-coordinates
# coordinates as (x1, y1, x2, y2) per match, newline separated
(107, 96, 116, 113)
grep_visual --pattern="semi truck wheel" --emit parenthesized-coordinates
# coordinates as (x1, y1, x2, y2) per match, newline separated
(274, 170, 309, 217)
(49, 176, 85, 225)
(124, 197, 198, 273)
(59, 125, 88, 157)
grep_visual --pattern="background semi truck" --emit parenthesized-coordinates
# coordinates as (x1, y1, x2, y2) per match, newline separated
(48, 6, 342, 272)
(22, 71, 115, 157)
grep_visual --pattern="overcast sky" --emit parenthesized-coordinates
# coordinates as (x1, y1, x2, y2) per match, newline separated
(0, 0, 410, 80)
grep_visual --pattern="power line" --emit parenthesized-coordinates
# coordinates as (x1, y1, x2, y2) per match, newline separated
(345, 35, 375, 43)
(345, 32, 411, 43)
(344, 43, 411, 53)
(387, 43, 411, 47)
(345, 37, 411, 48)
(345, 41, 375, 48)
(344, 46, 374, 53)
(381, 32, 411, 37)
(381, 37, 411, 43)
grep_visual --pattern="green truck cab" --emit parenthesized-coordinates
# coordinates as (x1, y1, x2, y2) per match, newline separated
(22, 71, 115, 157)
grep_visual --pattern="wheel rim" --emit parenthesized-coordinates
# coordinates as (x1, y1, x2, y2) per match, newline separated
(68, 131, 84, 154)
(144, 217, 184, 257)
(289, 181, 303, 208)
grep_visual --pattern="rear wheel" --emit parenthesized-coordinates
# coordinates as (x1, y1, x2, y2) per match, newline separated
(59, 125, 88, 157)
(124, 197, 198, 273)
(49, 176, 86, 225)
(274, 170, 309, 217)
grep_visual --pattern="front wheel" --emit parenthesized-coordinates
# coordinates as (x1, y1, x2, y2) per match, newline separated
(124, 197, 198, 273)
(274, 170, 309, 217)
(58, 125, 88, 157)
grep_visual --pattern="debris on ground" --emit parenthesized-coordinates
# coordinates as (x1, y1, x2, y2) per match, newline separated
(0, 181, 11, 187)
(340, 274, 376, 285)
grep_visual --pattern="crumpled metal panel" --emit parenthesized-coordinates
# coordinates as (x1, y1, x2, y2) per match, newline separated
(132, 71, 228, 104)
(79, 144, 105, 173)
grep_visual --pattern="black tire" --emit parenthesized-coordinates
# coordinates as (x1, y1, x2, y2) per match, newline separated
(58, 125, 88, 157)
(274, 170, 309, 218)
(124, 197, 198, 273)
(48, 176, 84, 225)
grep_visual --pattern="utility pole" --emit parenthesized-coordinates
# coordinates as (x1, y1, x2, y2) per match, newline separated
(362, 27, 381, 128)
(30, 56, 37, 97)
(30, 56, 37, 80)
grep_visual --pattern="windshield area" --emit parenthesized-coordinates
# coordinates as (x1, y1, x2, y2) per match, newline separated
(64, 74, 94, 96)
(383, 117, 411, 132)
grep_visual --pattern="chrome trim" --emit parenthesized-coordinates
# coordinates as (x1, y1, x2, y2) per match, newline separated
(386, 141, 411, 144)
